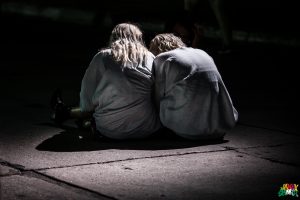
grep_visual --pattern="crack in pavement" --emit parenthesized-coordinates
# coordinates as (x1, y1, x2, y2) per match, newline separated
(222, 141, 300, 150)
(27, 170, 118, 200)
(33, 148, 232, 171)
(0, 171, 21, 177)
(231, 148, 300, 168)
(2, 141, 296, 173)
(222, 141, 300, 168)
(0, 159, 25, 170)
(0, 162, 118, 200)
(0, 160, 22, 177)
(237, 122, 299, 136)
(37, 141, 296, 171)
(0, 148, 233, 173)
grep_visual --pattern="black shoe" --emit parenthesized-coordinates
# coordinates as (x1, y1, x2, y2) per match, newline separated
(50, 89, 70, 124)
(50, 89, 63, 110)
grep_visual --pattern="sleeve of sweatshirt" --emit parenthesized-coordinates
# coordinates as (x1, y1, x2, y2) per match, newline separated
(79, 51, 107, 112)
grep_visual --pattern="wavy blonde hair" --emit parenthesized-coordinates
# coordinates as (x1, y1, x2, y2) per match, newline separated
(109, 23, 144, 44)
(108, 23, 148, 66)
(111, 39, 148, 68)
(149, 33, 186, 56)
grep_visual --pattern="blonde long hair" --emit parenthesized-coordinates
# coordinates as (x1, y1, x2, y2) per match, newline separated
(149, 33, 186, 56)
(108, 23, 149, 67)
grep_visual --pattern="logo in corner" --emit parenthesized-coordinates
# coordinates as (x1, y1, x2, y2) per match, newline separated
(278, 184, 298, 197)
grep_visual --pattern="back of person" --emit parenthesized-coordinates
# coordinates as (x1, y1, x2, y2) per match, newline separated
(79, 23, 162, 139)
(88, 49, 160, 139)
(153, 47, 238, 139)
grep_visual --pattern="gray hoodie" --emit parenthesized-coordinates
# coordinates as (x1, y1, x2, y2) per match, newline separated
(80, 49, 160, 139)
(153, 47, 238, 139)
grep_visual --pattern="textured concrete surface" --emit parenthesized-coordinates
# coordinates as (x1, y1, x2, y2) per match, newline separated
(41, 151, 300, 200)
(1, 174, 110, 200)
(0, 165, 20, 176)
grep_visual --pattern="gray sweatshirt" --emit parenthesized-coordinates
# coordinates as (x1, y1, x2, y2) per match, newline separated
(153, 47, 238, 139)
(80, 49, 160, 139)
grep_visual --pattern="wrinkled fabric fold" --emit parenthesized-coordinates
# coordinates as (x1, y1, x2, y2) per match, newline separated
(153, 47, 238, 139)
(80, 49, 161, 139)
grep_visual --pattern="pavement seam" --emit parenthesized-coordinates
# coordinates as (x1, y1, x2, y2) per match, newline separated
(0, 160, 22, 177)
(3, 142, 295, 172)
(26, 170, 118, 200)
(231, 148, 300, 168)
(0, 172, 22, 177)
(222, 142, 300, 150)
(2, 148, 234, 173)
(223, 143, 300, 168)
(33, 148, 232, 171)
(0, 161, 118, 200)
(237, 122, 299, 136)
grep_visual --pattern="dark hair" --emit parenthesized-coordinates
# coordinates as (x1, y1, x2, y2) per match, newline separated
(149, 33, 186, 56)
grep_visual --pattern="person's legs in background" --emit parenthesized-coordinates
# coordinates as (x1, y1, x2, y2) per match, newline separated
(208, 0, 232, 53)
(183, 0, 233, 53)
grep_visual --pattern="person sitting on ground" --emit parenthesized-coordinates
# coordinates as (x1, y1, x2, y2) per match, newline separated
(51, 23, 161, 139)
(149, 33, 238, 140)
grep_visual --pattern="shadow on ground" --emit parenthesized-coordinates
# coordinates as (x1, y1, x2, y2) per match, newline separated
(36, 123, 228, 152)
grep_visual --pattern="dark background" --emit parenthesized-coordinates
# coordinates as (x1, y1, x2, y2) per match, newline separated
(1, 0, 299, 131)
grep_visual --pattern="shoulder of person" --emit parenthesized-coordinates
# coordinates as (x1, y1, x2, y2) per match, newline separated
(97, 48, 112, 57)
(154, 50, 173, 60)
(146, 51, 155, 59)
(89, 49, 112, 63)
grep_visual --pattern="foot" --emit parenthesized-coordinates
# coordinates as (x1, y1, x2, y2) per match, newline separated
(75, 119, 92, 130)
(50, 89, 70, 124)
(50, 89, 63, 110)
(78, 118, 105, 140)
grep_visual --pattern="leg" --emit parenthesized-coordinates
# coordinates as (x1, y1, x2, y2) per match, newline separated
(71, 107, 105, 140)
(209, 0, 232, 50)
(70, 107, 94, 129)
(50, 89, 92, 125)
(50, 89, 104, 140)
(70, 107, 92, 119)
